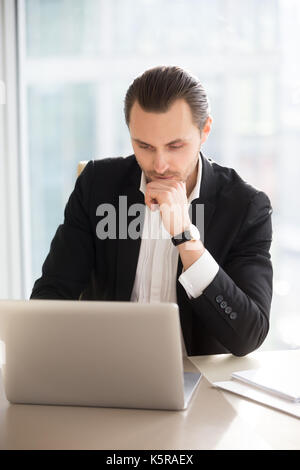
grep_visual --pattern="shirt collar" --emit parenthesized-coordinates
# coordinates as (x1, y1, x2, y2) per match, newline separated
(139, 152, 202, 203)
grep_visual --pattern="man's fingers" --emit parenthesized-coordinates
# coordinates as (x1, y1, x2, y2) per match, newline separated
(144, 190, 159, 210)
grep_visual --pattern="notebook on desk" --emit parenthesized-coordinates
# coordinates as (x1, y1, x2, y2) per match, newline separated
(0, 300, 201, 410)
(213, 366, 300, 419)
(231, 368, 300, 402)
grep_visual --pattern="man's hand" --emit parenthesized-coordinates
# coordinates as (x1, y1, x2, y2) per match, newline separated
(145, 179, 205, 269)
(144, 180, 191, 237)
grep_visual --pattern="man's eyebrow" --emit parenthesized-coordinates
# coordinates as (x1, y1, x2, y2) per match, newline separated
(132, 138, 188, 146)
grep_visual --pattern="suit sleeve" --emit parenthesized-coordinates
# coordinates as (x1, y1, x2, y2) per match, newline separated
(30, 161, 95, 300)
(187, 191, 273, 356)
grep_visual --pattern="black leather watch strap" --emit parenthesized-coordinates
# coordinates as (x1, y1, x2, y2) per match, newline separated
(171, 230, 192, 246)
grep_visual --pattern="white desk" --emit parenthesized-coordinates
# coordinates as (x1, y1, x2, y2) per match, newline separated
(0, 350, 299, 450)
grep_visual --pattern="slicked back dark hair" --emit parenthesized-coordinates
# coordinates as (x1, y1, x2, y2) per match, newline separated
(124, 65, 210, 132)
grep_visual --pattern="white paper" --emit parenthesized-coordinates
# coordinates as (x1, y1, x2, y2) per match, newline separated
(213, 380, 300, 419)
(231, 368, 300, 402)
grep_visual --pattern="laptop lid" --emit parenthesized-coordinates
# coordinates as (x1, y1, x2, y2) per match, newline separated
(0, 300, 200, 410)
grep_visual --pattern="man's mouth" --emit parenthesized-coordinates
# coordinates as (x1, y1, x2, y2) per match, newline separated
(156, 176, 174, 179)
(152, 174, 177, 180)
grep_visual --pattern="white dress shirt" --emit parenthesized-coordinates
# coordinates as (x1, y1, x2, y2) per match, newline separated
(130, 153, 219, 354)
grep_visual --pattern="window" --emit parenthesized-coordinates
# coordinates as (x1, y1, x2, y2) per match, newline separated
(14, 0, 300, 350)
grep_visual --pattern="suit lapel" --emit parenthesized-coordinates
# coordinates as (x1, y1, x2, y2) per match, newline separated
(115, 158, 145, 300)
(191, 152, 217, 238)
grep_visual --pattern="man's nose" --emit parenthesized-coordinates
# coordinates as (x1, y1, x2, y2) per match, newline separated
(153, 152, 169, 174)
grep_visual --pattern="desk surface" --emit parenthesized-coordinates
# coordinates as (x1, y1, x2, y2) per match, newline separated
(0, 349, 299, 450)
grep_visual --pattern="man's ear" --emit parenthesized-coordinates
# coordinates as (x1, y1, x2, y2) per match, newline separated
(200, 116, 213, 145)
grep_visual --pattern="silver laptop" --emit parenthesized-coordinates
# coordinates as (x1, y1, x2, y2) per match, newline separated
(0, 300, 201, 410)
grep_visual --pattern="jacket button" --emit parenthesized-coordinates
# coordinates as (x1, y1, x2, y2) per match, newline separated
(215, 295, 223, 303)
(220, 300, 227, 309)
(225, 306, 232, 314)
(230, 312, 237, 320)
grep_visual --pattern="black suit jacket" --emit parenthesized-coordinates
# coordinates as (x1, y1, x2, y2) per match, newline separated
(31, 153, 273, 356)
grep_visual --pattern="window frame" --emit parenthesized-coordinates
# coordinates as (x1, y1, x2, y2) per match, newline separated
(0, 0, 24, 299)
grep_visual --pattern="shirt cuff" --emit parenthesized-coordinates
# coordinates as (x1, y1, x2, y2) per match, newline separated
(178, 249, 219, 299)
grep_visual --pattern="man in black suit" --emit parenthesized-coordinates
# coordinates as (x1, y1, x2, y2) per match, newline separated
(31, 65, 273, 357)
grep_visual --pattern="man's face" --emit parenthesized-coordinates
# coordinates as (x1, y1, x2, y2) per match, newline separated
(129, 98, 211, 189)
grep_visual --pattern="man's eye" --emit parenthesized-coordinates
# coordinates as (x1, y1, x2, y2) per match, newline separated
(139, 145, 150, 150)
(169, 145, 183, 150)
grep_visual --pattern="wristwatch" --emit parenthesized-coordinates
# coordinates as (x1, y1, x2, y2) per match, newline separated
(171, 224, 200, 246)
